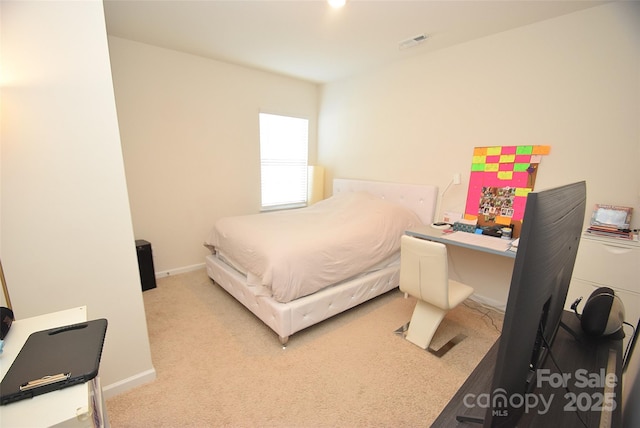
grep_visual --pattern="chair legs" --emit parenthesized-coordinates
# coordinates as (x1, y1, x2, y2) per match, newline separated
(404, 300, 446, 349)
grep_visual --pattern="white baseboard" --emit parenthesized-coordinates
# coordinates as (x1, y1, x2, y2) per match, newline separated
(102, 368, 157, 399)
(155, 262, 205, 278)
(469, 294, 506, 313)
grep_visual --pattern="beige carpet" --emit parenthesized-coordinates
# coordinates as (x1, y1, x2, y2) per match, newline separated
(106, 269, 503, 427)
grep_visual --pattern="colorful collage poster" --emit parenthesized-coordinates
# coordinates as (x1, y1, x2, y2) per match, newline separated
(464, 145, 551, 236)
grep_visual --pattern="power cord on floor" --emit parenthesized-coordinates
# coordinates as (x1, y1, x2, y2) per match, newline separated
(623, 320, 637, 369)
(463, 301, 502, 334)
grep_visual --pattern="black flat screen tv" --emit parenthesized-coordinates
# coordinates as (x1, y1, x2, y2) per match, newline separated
(483, 181, 587, 427)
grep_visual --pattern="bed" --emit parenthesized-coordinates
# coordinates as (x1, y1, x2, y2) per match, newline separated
(204, 178, 438, 345)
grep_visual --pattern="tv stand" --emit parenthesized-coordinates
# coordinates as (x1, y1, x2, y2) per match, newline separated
(434, 311, 622, 427)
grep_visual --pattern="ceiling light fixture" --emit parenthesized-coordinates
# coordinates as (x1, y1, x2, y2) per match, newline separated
(399, 33, 429, 50)
(328, 0, 346, 9)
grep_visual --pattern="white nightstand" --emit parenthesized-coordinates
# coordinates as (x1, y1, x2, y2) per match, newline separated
(0, 306, 107, 427)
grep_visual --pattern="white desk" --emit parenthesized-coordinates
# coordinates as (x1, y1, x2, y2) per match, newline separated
(0, 306, 105, 427)
(406, 225, 517, 258)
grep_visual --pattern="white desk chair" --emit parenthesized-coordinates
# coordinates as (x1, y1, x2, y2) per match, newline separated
(399, 235, 474, 350)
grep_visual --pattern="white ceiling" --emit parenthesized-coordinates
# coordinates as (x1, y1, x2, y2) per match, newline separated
(103, 0, 606, 84)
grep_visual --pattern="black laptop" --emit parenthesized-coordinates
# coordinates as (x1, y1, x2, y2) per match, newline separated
(0, 318, 108, 405)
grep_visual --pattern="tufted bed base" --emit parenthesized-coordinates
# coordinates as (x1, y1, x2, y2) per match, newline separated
(206, 253, 400, 345)
(205, 178, 438, 345)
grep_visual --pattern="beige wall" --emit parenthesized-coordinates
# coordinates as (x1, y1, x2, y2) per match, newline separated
(108, 37, 319, 274)
(1, 1, 154, 396)
(319, 2, 640, 306)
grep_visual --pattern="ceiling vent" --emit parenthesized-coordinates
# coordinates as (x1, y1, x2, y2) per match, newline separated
(399, 33, 429, 50)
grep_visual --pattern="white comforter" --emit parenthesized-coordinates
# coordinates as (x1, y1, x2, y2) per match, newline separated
(205, 191, 422, 303)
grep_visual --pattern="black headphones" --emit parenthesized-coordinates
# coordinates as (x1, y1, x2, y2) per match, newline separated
(571, 287, 625, 339)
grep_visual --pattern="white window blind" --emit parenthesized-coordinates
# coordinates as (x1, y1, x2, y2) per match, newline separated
(259, 113, 309, 209)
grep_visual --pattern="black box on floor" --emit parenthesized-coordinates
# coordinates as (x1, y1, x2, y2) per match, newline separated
(135, 240, 157, 291)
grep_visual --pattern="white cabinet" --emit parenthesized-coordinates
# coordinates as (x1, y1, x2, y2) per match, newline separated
(566, 234, 640, 346)
(565, 234, 640, 423)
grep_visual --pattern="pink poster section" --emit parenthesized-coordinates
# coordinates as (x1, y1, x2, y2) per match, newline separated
(465, 145, 551, 226)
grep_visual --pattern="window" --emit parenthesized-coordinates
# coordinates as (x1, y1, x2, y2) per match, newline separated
(259, 113, 309, 209)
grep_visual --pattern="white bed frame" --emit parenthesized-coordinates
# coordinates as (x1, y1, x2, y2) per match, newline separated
(205, 178, 438, 345)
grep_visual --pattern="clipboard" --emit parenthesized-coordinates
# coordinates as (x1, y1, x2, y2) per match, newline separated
(0, 318, 107, 405)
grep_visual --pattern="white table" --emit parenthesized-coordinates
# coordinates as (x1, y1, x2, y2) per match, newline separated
(0, 306, 106, 427)
(406, 225, 517, 258)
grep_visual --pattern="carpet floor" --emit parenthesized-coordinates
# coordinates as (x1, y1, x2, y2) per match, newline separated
(105, 268, 503, 427)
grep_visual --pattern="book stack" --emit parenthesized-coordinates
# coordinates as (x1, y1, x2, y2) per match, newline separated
(586, 204, 633, 240)
(586, 224, 633, 240)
